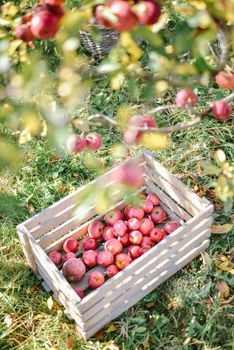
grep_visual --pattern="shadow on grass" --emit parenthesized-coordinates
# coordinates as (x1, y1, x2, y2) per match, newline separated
(0, 192, 28, 224)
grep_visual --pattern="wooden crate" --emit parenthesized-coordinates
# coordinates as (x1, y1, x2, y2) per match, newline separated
(16, 151, 214, 339)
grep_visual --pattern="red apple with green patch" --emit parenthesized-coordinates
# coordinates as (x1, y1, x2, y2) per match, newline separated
(88, 270, 105, 289)
(105, 238, 123, 255)
(129, 230, 143, 245)
(97, 250, 114, 267)
(88, 221, 105, 239)
(82, 250, 98, 267)
(115, 253, 132, 270)
(63, 238, 79, 253)
(104, 209, 123, 226)
(106, 264, 119, 278)
(49, 251, 62, 265)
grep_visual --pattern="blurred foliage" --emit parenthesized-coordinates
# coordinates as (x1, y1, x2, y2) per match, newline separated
(0, 0, 233, 209)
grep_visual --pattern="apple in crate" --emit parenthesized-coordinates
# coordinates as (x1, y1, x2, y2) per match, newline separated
(127, 245, 142, 259)
(150, 228, 165, 242)
(141, 236, 154, 249)
(118, 233, 129, 247)
(102, 226, 115, 241)
(49, 251, 62, 265)
(164, 221, 181, 234)
(105, 238, 123, 255)
(147, 193, 159, 206)
(115, 253, 132, 270)
(129, 230, 143, 245)
(113, 220, 128, 237)
(128, 207, 144, 220)
(63, 252, 76, 262)
(150, 206, 167, 223)
(82, 250, 98, 267)
(97, 250, 114, 267)
(106, 264, 119, 278)
(139, 218, 154, 235)
(127, 217, 140, 230)
(124, 205, 132, 220)
(63, 238, 79, 253)
(73, 287, 84, 299)
(88, 221, 105, 239)
(88, 270, 105, 289)
(62, 258, 86, 282)
(104, 209, 123, 226)
(141, 199, 153, 214)
(82, 237, 98, 251)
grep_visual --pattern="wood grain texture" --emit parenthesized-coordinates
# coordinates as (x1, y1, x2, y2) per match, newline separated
(17, 224, 38, 274)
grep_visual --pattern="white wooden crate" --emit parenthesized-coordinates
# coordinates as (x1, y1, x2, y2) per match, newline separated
(17, 151, 213, 339)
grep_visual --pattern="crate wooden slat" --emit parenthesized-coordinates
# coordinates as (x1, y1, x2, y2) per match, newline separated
(17, 151, 213, 340)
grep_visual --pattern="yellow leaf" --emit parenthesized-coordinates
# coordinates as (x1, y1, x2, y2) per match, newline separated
(111, 72, 125, 90)
(139, 132, 169, 150)
(19, 129, 32, 144)
(106, 324, 117, 333)
(215, 261, 234, 275)
(211, 224, 233, 234)
(47, 296, 54, 311)
(120, 32, 142, 63)
(151, 13, 169, 33)
(216, 280, 230, 299)
(41, 120, 48, 137)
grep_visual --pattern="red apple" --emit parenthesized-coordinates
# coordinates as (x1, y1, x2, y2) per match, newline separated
(176, 89, 198, 107)
(105, 238, 123, 255)
(139, 218, 154, 236)
(124, 205, 132, 220)
(129, 230, 143, 245)
(141, 248, 150, 254)
(150, 206, 167, 223)
(48, 251, 62, 265)
(150, 227, 165, 242)
(127, 217, 140, 230)
(95, 1, 138, 32)
(36, 2, 65, 19)
(63, 238, 79, 253)
(66, 134, 87, 154)
(85, 132, 102, 151)
(104, 209, 123, 226)
(127, 245, 142, 259)
(102, 226, 115, 241)
(147, 193, 159, 206)
(215, 71, 234, 89)
(63, 252, 76, 262)
(212, 100, 232, 121)
(141, 199, 154, 214)
(88, 270, 105, 289)
(112, 163, 144, 188)
(62, 258, 86, 282)
(128, 207, 145, 220)
(73, 287, 84, 299)
(106, 264, 119, 278)
(88, 221, 105, 239)
(82, 237, 98, 251)
(15, 23, 34, 42)
(164, 221, 181, 234)
(113, 220, 128, 237)
(97, 250, 114, 267)
(82, 250, 98, 267)
(124, 115, 156, 144)
(115, 253, 132, 270)
(141, 236, 154, 249)
(31, 11, 60, 40)
(45, 0, 65, 6)
(133, 0, 161, 25)
(118, 233, 129, 247)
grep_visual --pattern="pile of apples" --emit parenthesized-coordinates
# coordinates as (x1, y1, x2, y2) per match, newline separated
(48, 192, 181, 299)
(15, 0, 65, 42)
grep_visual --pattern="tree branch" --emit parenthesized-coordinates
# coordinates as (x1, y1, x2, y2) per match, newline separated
(217, 28, 229, 70)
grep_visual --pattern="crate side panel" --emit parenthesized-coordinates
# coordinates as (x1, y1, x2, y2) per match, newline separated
(84, 239, 209, 339)
(17, 225, 38, 275)
(81, 225, 211, 324)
